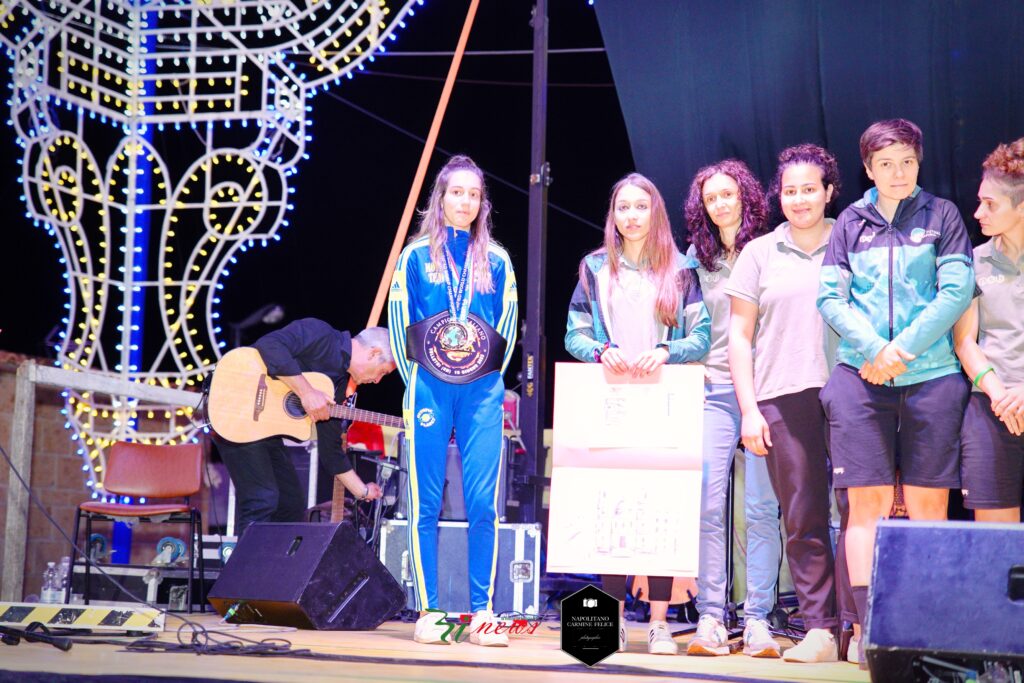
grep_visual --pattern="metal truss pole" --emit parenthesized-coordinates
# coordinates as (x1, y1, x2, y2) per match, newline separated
(518, 0, 549, 524)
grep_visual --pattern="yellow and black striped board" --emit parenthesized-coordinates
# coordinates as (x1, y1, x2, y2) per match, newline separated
(0, 602, 164, 633)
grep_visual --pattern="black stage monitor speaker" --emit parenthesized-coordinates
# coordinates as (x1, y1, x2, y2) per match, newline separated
(208, 522, 405, 630)
(867, 520, 1024, 681)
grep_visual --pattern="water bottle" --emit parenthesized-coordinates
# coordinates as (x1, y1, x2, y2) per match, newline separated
(59, 556, 71, 595)
(41, 562, 59, 604)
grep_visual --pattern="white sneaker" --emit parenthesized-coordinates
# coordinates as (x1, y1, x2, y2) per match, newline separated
(468, 610, 509, 647)
(847, 635, 860, 664)
(783, 627, 838, 663)
(413, 611, 453, 645)
(742, 617, 780, 658)
(618, 624, 628, 652)
(647, 620, 678, 655)
(686, 614, 729, 656)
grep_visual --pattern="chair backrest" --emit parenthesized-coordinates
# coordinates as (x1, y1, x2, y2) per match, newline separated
(102, 441, 204, 499)
(346, 421, 384, 453)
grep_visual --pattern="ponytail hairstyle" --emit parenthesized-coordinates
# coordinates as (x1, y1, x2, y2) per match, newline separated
(982, 137, 1024, 206)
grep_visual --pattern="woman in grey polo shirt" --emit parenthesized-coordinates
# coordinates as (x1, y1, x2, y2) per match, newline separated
(727, 144, 842, 663)
(682, 160, 783, 658)
(953, 138, 1024, 523)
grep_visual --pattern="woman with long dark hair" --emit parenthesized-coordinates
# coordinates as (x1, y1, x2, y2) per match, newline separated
(682, 160, 783, 658)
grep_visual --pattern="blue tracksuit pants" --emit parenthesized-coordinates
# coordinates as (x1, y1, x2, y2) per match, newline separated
(404, 365, 504, 612)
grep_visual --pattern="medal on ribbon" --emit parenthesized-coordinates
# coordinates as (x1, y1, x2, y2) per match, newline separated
(438, 245, 476, 353)
(405, 242, 506, 384)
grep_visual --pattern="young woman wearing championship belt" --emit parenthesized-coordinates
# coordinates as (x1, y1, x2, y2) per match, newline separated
(388, 156, 518, 646)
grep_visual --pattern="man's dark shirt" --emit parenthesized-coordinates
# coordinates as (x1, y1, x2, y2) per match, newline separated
(251, 318, 353, 474)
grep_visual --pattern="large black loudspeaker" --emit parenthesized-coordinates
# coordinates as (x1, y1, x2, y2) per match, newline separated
(208, 522, 405, 630)
(867, 520, 1024, 681)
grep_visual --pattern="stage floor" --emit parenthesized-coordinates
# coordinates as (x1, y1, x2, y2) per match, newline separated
(0, 615, 869, 683)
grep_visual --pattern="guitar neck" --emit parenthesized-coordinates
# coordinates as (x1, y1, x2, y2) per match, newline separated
(329, 404, 404, 429)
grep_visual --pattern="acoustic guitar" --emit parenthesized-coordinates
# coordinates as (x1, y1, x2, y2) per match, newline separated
(207, 347, 404, 443)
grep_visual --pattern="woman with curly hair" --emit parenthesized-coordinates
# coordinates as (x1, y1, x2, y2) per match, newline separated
(682, 160, 783, 658)
(954, 137, 1024, 523)
(566, 172, 710, 655)
(729, 144, 843, 662)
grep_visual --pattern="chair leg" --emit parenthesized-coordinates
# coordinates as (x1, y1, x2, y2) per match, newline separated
(65, 507, 83, 604)
(83, 513, 93, 605)
(186, 511, 195, 614)
(196, 511, 207, 613)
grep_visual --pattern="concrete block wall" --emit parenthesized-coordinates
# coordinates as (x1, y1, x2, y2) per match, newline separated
(0, 352, 83, 598)
(0, 352, 213, 600)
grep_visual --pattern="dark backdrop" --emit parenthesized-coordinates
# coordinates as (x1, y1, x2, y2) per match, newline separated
(595, 0, 1024, 239)
(3, 1, 1021, 422)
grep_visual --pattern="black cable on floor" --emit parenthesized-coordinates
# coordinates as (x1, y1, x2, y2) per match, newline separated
(0, 439, 299, 657)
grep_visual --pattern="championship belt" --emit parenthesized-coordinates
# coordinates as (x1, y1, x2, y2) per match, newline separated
(406, 311, 506, 384)
(404, 242, 506, 384)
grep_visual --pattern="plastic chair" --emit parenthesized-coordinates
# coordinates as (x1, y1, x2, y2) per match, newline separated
(66, 441, 207, 613)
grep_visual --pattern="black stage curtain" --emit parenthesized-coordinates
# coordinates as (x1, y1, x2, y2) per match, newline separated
(594, 0, 1024, 241)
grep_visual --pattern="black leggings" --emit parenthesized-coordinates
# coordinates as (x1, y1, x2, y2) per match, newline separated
(601, 574, 673, 602)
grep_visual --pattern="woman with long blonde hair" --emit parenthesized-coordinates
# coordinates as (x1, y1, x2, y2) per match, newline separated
(389, 155, 518, 647)
(566, 172, 710, 655)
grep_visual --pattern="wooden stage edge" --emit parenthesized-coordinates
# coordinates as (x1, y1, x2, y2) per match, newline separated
(0, 614, 868, 683)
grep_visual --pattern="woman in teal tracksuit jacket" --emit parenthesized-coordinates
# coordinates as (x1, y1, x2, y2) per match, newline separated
(565, 249, 711, 364)
(565, 172, 710, 655)
(817, 119, 974, 661)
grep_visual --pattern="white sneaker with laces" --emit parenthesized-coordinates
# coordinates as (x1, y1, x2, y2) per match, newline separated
(782, 627, 838, 663)
(742, 617, 781, 658)
(618, 623, 628, 652)
(413, 611, 453, 645)
(686, 614, 730, 656)
(647, 620, 679, 655)
(468, 610, 509, 647)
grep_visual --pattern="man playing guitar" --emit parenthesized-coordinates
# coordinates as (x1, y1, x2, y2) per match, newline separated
(213, 318, 397, 536)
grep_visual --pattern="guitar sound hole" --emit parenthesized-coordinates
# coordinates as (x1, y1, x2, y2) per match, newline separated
(283, 393, 307, 419)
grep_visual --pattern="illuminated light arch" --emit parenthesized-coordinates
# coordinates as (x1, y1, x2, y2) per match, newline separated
(0, 0, 424, 499)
